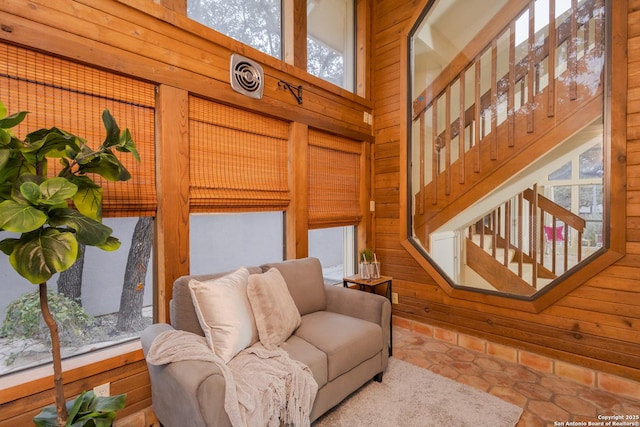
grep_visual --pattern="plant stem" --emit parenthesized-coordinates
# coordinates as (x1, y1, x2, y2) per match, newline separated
(39, 282, 68, 426)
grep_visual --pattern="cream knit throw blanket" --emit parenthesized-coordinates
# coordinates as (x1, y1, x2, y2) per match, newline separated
(146, 329, 318, 427)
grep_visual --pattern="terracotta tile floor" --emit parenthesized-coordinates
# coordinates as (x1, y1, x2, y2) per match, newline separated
(393, 325, 640, 427)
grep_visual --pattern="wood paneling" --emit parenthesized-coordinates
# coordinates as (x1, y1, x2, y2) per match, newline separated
(0, 0, 373, 141)
(0, 0, 373, 423)
(1, 0, 640, 423)
(0, 347, 147, 426)
(372, 0, 640, 381)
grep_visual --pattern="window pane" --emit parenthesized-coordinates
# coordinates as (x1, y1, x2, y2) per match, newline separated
(188, 0, 282, 59)
(189, 212, 284, 274)
(307, 0, 355, 90)
(551, 185, 572, 210)
(579, 144, 604, 179)
(0, 217, 154, 375)
(308, 226, 356, 284)
(549, 161, 572, 181)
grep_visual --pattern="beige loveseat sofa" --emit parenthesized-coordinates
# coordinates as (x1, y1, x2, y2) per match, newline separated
(141, 257, 391, 426)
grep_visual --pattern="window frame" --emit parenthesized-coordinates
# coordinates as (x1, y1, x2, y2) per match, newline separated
(399, 0, 627, 313)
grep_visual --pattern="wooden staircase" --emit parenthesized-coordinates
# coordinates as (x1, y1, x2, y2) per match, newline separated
(412, 0, 605, 243)
(459, 186, 587, 294)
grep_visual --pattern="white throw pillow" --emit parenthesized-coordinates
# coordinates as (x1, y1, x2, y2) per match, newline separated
(188, 267, 259, 363)
(247, 267, 302, 350)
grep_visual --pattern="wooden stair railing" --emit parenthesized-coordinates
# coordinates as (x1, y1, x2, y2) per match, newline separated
(522, 187, 587, 274)
(412, 0, 604, 244)
(464, 185, 586, 292)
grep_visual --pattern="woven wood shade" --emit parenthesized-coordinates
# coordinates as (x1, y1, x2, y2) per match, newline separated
(189, 96, 290, 212)
(308, 129, 362, 228)
(0, 42, 157, 217)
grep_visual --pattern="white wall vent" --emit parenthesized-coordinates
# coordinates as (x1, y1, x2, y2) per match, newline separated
(230, 54, 264, 99)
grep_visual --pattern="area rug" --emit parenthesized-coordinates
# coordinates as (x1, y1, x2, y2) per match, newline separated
(312, 358, 523, 427)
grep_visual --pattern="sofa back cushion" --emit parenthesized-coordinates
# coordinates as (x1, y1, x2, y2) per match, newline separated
(260, 257, 326, 316)
(247, 267, 302, 349)
(189, 267, 259, 362)
(171, 267, 262, 335)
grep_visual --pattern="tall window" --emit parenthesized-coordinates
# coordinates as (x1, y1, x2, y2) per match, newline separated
(407, 0, 607, 297)
(543, 143, 604, 252)
(307, 0, 355, 90)
(309, 226, 356, 284)
(188, 0, 282, 59)
(307, 129, 361, 283)
(187, 98, 288, 273)
(0, 43, 156, 375)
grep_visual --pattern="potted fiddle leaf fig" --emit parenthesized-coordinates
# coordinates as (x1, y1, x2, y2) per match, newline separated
(0, 100, 137, 426)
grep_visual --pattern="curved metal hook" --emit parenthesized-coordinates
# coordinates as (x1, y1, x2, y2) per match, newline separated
(278, 80, 303, 104)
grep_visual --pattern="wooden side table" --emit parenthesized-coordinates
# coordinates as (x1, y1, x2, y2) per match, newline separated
(343, 275, 393, 356)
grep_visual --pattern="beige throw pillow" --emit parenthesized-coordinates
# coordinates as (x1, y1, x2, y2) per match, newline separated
(247, 267, 301, 350)
(188, 267, 258, 363)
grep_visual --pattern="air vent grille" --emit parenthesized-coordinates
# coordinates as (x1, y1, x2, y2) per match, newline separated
(230, 54, 264, 99)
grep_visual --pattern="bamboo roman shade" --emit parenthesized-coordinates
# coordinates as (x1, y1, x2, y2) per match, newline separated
(308, 129, 362, 228)
(0, 42, 157, 217)
(189, 96, 290, 211)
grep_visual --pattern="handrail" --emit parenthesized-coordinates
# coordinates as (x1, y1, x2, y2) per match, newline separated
(523, 188, 586, 231)
(466, 185, 587, 288)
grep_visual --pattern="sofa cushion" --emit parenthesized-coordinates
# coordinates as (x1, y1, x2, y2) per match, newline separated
(294, 311, 382, 381)
(248, 267, 302, 350)
(188, 267, 259, 363)
(261, 257, 326, 316)
(281, 335, 328, 388)
(171, 267, 263, 336)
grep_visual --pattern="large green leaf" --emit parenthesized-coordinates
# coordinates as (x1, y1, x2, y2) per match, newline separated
(34, 391, 125, 427)
(0, 237, 18, 255)
(48, 208, 113, 246)
(38, 177, 78, 205)
(23, 128, 84, 163)
(73, 143, 101, 166)
(10, 174, 45, 204)
(0, 156, 32, 191)
(0, 200, 47, 232)
(32, 405, 58, 427)
(9, 228, 78, 284)
(65, 391, 87, 427)
(0, 110, 28, 129)
(73, 393, 126, 425)
(69, 175, 102, 220)
(0, 157, 36, 190)
(18, 181, 41, 204)
(0, 129, 10, 146)
(0, 149, 10, 169)
(96, 235, 121, 252)
(78, 152, 131, 181)
(101, 109, 121, 149)
(115, 128, 140, 162)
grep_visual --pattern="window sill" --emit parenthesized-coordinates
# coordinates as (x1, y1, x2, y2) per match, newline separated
(0, 339, 144, 404)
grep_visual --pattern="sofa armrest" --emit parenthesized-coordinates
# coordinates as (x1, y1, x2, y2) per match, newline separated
(324, 285, 389, 324)
(324, 285, 391, 368)
(140, 324, 232, 427)
(140, 323, 173, 356)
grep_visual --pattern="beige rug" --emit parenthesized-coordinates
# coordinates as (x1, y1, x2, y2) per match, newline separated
(312, 358, 523, 427)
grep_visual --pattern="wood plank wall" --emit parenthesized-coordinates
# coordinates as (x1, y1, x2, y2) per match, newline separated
(0, 0, 372, 424)
(1, 0, 639, 423)
(372, 0, 640, 382)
